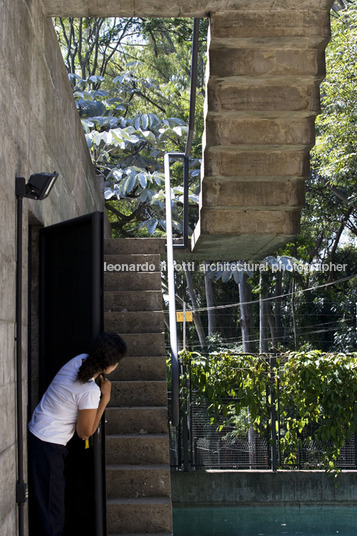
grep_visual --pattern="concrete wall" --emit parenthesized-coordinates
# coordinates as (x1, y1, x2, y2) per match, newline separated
(0, 1, 104, 534)
(171, 471, 357, 507)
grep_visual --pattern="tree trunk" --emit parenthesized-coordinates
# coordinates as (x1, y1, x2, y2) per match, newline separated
(291, 279, 298, 349)
(274, 271, 284, 346)
(204, 267, 217, 336)
(238, 272, 257, 465)
(238, 272, 256, 353)
(267, 309, 277, 349)
(259, 271, 269, 353)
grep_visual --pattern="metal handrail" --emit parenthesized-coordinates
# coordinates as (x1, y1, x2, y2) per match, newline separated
(164, 18, 200, 427)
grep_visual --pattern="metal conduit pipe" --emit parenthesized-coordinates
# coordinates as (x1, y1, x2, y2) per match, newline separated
(15, 172, 58, 536)
(164, 152, 180, 427)
(164, 19, 200, 426)
(15, 190, 27, 536)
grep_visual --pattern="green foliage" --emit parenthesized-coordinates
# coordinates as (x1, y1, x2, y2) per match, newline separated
(312, 2, 357, 192)
(278, 351, 357, 473)
(293, 1, 357, 263)
(55, 17, 206, 236)
(180, 349, 357, 473)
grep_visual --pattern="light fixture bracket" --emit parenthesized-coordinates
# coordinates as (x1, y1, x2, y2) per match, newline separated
(15, 172, 59, 200)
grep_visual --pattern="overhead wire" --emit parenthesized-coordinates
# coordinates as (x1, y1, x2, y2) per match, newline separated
(192, 274, 357, 313)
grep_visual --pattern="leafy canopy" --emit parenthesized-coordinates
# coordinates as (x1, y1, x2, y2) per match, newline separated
(180, 349, 357, 473)
(54, 17, 207, 236)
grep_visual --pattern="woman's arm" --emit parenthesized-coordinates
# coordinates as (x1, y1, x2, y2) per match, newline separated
(76, 375, 111, 440)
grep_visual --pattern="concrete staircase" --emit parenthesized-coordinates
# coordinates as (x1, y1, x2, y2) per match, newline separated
(103, 238, 172, 536)
(191, 0, 334, 259)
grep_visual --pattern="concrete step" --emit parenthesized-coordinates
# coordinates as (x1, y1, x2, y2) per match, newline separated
(207, 78, 320, 114)
(210, 9, 331, 40)
(104, 290, 163, 312)
(109, 381, 168, 407)
(105, 407, 169, 435)
(209, 45, 324, 79)
(106, 435, 170, 465)
(105, 311, 164, 334)
(105, 238, 165, 255)
(112, 356, 167, 382)
(104, 271, 162, 292)
(107, 497, 172, 534)
(104, 253, 160, 270)
(197, 206, 299, 236)
(205, 112, 315, 147)
(205, 145, 309, 179)
(200, 177, 304, 209)
(106, 464, 171, 499)
(211, 36, 331, 49)
(119, 333, 166, 357)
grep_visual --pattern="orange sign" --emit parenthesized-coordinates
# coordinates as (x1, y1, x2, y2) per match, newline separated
(176, 311, 193, 322)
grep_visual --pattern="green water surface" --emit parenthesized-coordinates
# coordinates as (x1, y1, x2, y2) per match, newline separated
(173, 506, 357, 536)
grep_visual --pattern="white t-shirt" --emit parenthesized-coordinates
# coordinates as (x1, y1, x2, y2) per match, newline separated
(28, 354, 101, 446)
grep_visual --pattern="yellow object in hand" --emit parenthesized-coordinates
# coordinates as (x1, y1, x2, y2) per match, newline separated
(85, 439, 89, 449)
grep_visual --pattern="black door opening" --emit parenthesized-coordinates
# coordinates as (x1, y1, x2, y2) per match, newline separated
(33, 211, 105, 536)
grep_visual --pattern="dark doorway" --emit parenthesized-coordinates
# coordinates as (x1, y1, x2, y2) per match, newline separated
(32, 211, 105, 536)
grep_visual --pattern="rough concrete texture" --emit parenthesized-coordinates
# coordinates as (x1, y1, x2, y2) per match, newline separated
(104, 290, 163, 312)
(210, 9, 332, 39)
(43, 0, 334, 18)
(205, 146, 311, 178)
(0, 1, 105, 534)
(104, 253, 161, 270)
(104, 271, 162, 292)
(106, 497, 172, 534)
(189, 228, 298, 260)
(105, 407, 169, 435)
(207, 81, 321, 113)
(192, 1, 333, 259)
(104, 237, 166, 255)
(104, 238, 172, 535)
(112, 355, 167, 381)
(104, 310, 165, 333)
(106, 465, 171, 499)
(205, 113, 316, 147)
(209, 47, 325, 78)
(119, 332, 166, 357)
(198, 208, 300, 235)
(171, 471, 357, 506)
(110, 380, 168, 407)
(201, 178, 305, 208)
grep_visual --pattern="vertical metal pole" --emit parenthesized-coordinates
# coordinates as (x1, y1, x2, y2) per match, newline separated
(269, 356, 278, 472)
(183, 301, 186, 350)
(182, 399, 189, 471)
(15, 189, 28, 536)
(164, 153, 180, 427)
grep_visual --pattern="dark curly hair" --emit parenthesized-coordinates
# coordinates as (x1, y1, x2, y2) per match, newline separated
(77, 331, 127, 383)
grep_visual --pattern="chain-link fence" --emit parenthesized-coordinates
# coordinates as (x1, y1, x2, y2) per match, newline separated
(169, 375, 357, 471)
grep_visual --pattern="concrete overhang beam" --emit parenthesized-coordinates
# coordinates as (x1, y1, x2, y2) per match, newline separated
(43, 0, 334, 18)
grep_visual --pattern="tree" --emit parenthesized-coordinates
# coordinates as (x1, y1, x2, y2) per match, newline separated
(54, 17, 207, 236)
(308, 1, 357, 253)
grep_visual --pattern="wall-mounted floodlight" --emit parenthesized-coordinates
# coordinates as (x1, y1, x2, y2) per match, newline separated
(15, 170, 59, 536)
(15, 171, 59, 200)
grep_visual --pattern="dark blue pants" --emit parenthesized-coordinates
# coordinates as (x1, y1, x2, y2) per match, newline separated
(28, 432, 68, 536)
